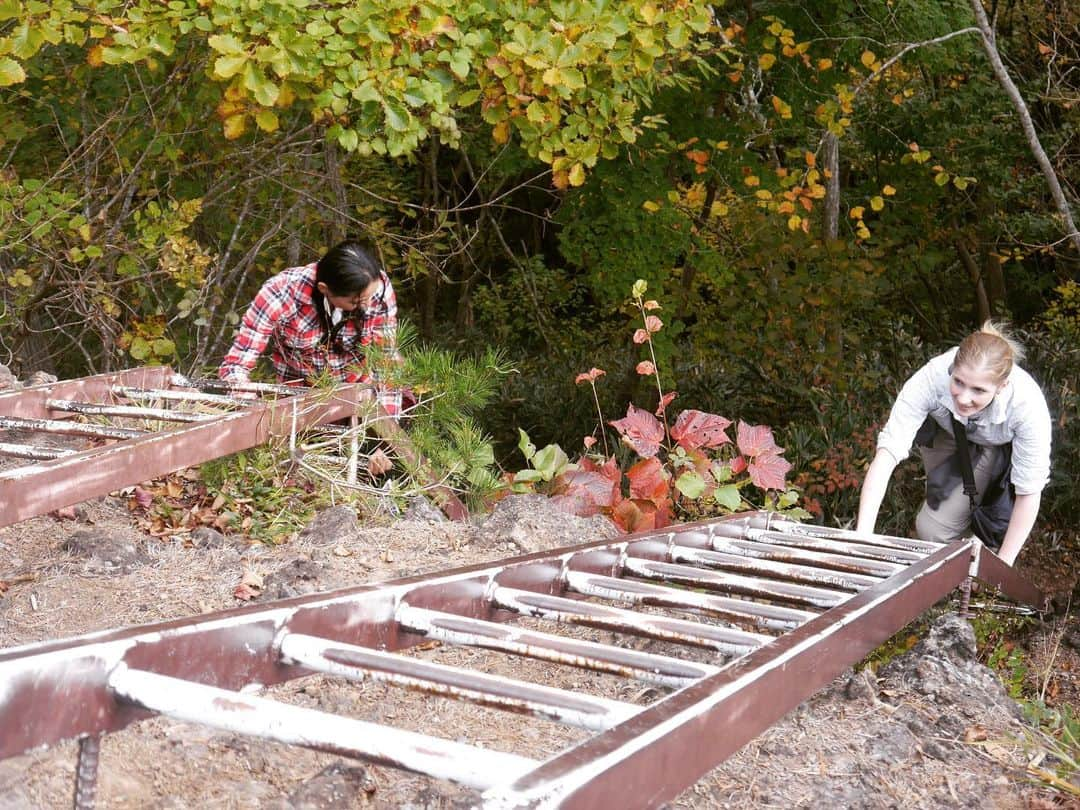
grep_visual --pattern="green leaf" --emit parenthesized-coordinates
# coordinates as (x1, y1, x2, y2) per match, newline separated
(513, 468, 543, 483)
(713, 484, 742, 511)
(152, 338, 176, 357)
(0, 58, 25, 87)
(0, 0, 20, 22)
(213, 54, 248, 80)
(208, 34, 244, 55)
(675, 470, 706, 499)
(129, 336, 151, 360)
(517, 428, 536, 461)
(531, 443, 569, 481)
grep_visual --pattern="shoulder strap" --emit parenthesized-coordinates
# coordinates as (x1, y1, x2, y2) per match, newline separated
(949, 415, 979, 506)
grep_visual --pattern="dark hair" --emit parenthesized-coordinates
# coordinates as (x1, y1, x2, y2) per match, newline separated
(312, 240, 385, 346)
(316, 240, 383, 295)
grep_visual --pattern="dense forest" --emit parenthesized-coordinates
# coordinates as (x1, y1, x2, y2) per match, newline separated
(1, 0, 1077, 534)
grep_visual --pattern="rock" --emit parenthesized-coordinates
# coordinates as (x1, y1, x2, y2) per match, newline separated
(189, 527, 228, 549)
(477, 494, 618, 553)
(24, 370, 58, 387)
(297, 506, 358, 547)
(0, 365, 18, 391)
(60, 529, 148, 573)
(404, 495, 447, 523)
(274, 763, 376, 809)
(259, 558, 331, 600)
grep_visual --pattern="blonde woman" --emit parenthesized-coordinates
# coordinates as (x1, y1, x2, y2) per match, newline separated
(856, 322, 1052, 565)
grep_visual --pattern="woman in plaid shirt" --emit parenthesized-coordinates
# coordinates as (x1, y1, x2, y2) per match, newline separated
(219, 239, 403, 416)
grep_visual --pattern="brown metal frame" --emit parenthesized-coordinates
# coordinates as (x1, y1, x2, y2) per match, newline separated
(0, 512, 1047, 809)
(0, 367, 467, 525)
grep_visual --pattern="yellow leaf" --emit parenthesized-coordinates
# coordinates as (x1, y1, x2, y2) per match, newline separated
(640, 2, 658, 24)
(744, 174, 760, 187)
(849, 206, 865, 219)
(805, 151, 816, 167)
(714, 140, 729, 150)
(222, 113, 247, 140)
(492, 120, 509, 145)
(870, 195, 884, 211)
(787, 214, 802, 231)
(642, 200, 660, 212)
(777, 201, 795, 214)
(771, 95, 792, 118)
(86, 46, 104, 68)
(710, 201, 729, 217)
(882, 184, 896, 196)
(817, 58, 832, 70)
(254, 108, 279, 132)
(860, 50, 876, 68)
(568, 163, 586, 187)
(759, 53, 776, 70)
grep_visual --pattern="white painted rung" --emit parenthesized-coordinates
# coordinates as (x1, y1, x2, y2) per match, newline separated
(279, 632, 639, 732)
(107, 664, 537, 791)
(397, 606, 720, 688)
(0, 442, 74, 460)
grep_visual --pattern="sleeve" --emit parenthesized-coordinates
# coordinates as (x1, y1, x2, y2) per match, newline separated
(876, 356, 944, 464)
(218, 276, 289, 382)
(1009, 382, 1053, 495)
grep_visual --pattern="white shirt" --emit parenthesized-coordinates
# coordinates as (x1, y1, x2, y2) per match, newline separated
(877, 348, 1052, 495)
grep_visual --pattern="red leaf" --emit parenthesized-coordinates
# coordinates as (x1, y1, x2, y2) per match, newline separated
(643, 300, 661, 311)
(644, 315, 663, 333)
(748, 453, 793, 490)
(574, 367, 606, 385)
(233, 583, 258, 601)
(610, 404, 665, 458)
(626, 457, 668, 505)
(736, 421, 783, 458)
(613, 499, 665, 533)
(633, 328, 650, 344)
(553, 468, 620, 511)
(583, 435, 597, 449)
(671, 410, 732, 451)
(730, 455, 747, 474)
(655, 391, 677, 416)
(636, 361, 655, 376)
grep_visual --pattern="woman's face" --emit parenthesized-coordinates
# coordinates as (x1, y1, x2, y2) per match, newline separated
(949, 363, 1006, 418)
(319, 278, 381, 313)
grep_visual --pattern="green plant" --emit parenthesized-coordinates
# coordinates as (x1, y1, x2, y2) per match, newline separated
(512, 280, 808, 532)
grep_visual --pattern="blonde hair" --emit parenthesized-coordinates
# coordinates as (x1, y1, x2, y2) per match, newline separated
(955, 320, 1025, 384)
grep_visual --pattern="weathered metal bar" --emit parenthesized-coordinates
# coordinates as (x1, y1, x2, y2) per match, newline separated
(279, 633, 639, 732)
(0, 383, 368, 529)
(730, 527, 927, 564)
(970, 543, 1052, 611)
(107, 664, 538, 791)
(700, 534, 904, 577)
(0, 442, 74, 460)
(172, 374, 309, 397)
(490, 587, 770, 655)
(73, 734, 101, 810)
(561, 570, 812, 632)
(113, 385, 252, 407)
(667, 545, 881, 590)
(47, 399, 215, 423)
(480, 539, 975, 809)
(621, 557, 849, 609)
(737, 515, 944, 554)
(0, 415, 145, 440)
(396, 606, 718, 688)
(0, 367, 173, 420)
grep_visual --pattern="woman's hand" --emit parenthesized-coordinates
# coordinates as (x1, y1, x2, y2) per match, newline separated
(368, 447, 393, 476)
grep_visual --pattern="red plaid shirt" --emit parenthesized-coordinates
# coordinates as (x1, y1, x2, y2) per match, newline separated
(219, 263, 402, 415)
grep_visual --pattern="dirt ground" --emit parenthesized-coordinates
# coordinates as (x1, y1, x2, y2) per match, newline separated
(1, 490, 1078, 809)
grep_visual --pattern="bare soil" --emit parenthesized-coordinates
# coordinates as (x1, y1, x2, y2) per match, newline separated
(1, 491, 1077, 809)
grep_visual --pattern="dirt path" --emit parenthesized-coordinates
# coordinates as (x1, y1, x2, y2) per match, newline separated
(1, 494, 1075, 809)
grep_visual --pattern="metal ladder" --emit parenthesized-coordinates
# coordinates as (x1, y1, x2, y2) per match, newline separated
(0, 512, 1047, 809)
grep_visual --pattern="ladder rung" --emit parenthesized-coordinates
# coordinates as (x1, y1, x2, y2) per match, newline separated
(0, 415, 145, 440)
(47, 399, 216, 423)
(492, 587, 770, 655)
(738, 528, 927, 564)
(0, 441, 75, 460)
(563, 571, 815, 632)
(622, 557, 847, 609)
(113, 385, 251, 407)
(279, 633, 639, 732)
(735, 515, 944, 553)
(669, 546, 882, 590)
(107, 664, 537, 791)
(396, 606, 718, 687)
(706, 534, 904, 577)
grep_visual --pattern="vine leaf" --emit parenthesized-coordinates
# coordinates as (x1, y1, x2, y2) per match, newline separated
(748, 453, 793, 491)
(736, 421, 783, 458)
(671, 410, 732, 451)
(610, 404, 664, 458)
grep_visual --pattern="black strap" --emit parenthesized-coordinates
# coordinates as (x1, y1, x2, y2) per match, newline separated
(949, 415, 979, 508)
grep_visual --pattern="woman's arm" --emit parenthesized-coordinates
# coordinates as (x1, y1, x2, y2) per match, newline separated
(856, 448, 900, 534)
(996, 491, 1040, 566)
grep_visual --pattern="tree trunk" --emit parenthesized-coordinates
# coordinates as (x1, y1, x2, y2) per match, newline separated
(823, 132, 840, 241)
